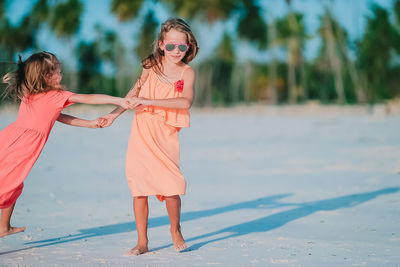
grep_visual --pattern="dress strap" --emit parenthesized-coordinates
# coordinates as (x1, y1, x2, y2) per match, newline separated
(179, 65, 190, 80)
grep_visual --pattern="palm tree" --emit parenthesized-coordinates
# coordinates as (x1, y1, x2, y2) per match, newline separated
(0, 0, 4, 21)
(357, 4, 392, 102)
(392, 0, 400, 51)
(0, 1, 44, 102)
(30, 0, 48, 27)
(332, 12, 366, 103)
(162, 0, 235, 24)
(111, 0, 144, 21)
(266, 14, 278, 104)
(276, 7, 307, 104)
(212, 32, 235, 104)
(48, 0, 83, 91)
(94, 25, 129, 96)
(0, 2, 37, 62)
(77, 41, 101, 94)
(49, 0, 82, 38)
(134, 10, 158, 60)
(388, 0, 400, 99)
(236, 0, 268, 49)
(110, 3, 160, 95)
(320, 10, 345, 103)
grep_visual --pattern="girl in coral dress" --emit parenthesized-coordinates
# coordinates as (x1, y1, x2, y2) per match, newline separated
(100, 18, 199, 255)
(0, 51, 135, 238)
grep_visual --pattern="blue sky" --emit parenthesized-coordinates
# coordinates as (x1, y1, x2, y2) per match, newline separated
(5, 0, 396, 68)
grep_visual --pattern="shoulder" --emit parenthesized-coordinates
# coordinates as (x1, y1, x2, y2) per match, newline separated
(141, 67, 151, 76)
(139, 67, 151, 82)
(45, 90, 75, 108)
(182, 65, 195, 81)
(58, 89, 75, 97)
(46, 89, 73, 98)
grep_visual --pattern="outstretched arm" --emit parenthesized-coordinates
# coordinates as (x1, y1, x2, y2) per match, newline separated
(57, 113, 105, 128)
(68, 94, 135, 109)
(138, 97, 191, 109)
(98, 68, 151, 127)
(135, 67, 195, 109)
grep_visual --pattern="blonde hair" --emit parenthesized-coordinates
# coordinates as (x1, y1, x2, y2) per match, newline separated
(142, 18, 199, 75)
(2, 51, 62, 101)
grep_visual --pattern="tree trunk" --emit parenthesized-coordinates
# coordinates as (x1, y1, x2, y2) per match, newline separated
(287, 37, 297, 104)
(267, 19, 278, 104)
(300, 53, 307, 101)
(287, 11, 299, 104)
(325, 15, 346, 103)
(115, 44, 125, 96)
(68, 38, 78, 92)
(205, 67, 213, 106)
(230, 63, 241, 103)
(335, 24, 366, 103)
(244, 60, 252, 103)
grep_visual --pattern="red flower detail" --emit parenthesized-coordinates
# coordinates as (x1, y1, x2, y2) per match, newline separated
(174, 80, 184, 93)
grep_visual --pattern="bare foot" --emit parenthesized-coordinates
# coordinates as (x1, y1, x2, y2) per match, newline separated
(171, 227, 187, 252)
(125, 244, 149, 256)
(0, 226, 26, 238)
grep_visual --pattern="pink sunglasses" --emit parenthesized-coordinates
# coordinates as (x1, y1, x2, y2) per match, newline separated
(162, 42, 190, 52)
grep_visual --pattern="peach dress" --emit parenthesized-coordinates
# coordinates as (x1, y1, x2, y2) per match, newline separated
(126, 66, 190, 202)
(0, 90, 74, 209)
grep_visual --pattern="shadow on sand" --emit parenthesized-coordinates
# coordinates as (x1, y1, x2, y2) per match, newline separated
(182, 187, 399, 251)
(0, 187, 398, 255)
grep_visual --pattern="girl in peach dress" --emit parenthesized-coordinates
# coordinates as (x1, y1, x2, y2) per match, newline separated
(0, 51, 134, 238)
(100, 18, 199, 255)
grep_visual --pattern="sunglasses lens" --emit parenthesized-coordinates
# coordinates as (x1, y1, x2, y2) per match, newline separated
(165, 44, 175, 51)
(178, 44, 188, 52)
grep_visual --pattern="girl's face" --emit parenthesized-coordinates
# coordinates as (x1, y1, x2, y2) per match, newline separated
(45, 68, 62, 87)
(160, 29, 188, 64)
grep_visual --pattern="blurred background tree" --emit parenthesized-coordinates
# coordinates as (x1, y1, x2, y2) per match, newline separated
(1, 0, 399, 106)
(49, 0, 82, 91)
(357, 4, 400, 103)
(134, 10, 158, 60)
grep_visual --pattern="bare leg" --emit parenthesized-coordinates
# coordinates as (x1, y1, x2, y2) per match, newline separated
(165, 195, 187, 252)
(126, 196, 149, 256)
(0, 203, 26, 238)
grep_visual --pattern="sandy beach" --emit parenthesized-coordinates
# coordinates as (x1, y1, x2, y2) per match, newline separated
(0, 104, 399, 266)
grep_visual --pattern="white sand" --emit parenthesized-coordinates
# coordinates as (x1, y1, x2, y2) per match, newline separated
(0, 104, 399, 266)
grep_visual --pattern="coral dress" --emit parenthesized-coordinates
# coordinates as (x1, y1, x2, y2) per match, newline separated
(126, 66, 190, 202)
(0, 90, 75, 209)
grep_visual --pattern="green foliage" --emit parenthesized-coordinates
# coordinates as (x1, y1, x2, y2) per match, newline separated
(276, 13, 305, 40)
(50, 0, 82, 38)
(357, 4, 393, 101)
(395, 0, 400, 25)
(30, 0, 48, 28)
(0, 16, 34, 61)
(111, 0, 144, 21)
(95, 25, 123, 64)
(215, 32, 234, 62)
(97, 28, 118, 62)
(0, 0, 50, 61)
(0, 0, 4, 21)
(388, 66, 400, 97)
(74, 26, 132, 97)
(203, 33, 236, 105)
(237, 0, 267, 49)
(134, 10, 158, 60)
(77, 41, 101, 94)
(162, 0, 237, 23)
(392, 1, 400, 54)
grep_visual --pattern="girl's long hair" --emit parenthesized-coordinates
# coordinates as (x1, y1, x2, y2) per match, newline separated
(2, 51, 62, 102)
(142, 18, 199, 75)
